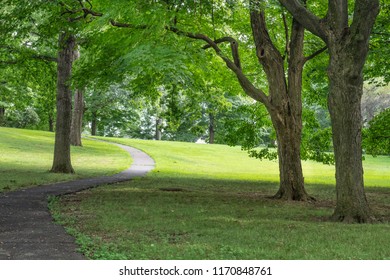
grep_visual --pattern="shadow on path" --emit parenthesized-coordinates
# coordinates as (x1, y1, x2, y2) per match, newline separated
(0, 143, 155, 260)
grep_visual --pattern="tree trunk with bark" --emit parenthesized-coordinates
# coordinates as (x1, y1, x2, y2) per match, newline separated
(70, 89, 84, 146)
(327, 41, 371, 222)
(155, 117, 162, 140)
(48, 113, 54, 132)
(0, 107, 5, 125)
(249, 10, 312, 200)
(91, 111, 97, 136)
(209, 113, 215, 144)
(278, 0, 380, 222)
(50, 31, 75, 174)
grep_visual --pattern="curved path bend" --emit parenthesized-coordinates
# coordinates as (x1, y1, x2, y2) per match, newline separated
(0, 143, 155, 260)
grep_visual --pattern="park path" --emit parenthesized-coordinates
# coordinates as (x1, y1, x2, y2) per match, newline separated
(0, 143, 155, 260)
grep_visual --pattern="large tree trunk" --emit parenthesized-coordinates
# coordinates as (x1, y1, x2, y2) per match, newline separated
(250, 11, 312, 201)
(327, 49, 371, 222)
(70, 89, 84, 146)
(278, 0, 380, 222)
(273, 121, 308, 200)
(271, 18, 311, 200)
(325, 1, 379, 223)
(50, 31, 75, 174)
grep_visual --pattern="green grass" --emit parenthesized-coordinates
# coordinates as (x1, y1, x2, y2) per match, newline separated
(0, 127, 131, 192)
(50, 137, 390, 260)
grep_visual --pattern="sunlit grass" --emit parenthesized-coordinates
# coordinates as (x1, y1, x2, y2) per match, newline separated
(94, 137, 390, 187)
(51, 137, 390, 260)
(0, 127, 131, 192)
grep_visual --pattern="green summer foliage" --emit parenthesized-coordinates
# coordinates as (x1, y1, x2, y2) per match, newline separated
(363, 108, 390, 156)
(50, 137, 390, 259)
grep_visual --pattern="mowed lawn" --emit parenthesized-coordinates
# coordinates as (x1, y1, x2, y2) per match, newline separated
(0, 127, 131, 192)
(51, 137, 390, 260)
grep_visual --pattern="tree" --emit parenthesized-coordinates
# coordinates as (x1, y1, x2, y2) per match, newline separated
(279, 0, 380, 222)
(104, 0, 329, 200)
(70, 50, 84, 146)
(51, 31, 76, 173)
(49, 1, 102, 172)
(70, 88, 84, 146)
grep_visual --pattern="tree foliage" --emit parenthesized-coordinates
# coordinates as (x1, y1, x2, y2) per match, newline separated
(363, 108, 390, 156)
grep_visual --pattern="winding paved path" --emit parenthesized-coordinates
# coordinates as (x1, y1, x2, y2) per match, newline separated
(0, 143, 155, 260)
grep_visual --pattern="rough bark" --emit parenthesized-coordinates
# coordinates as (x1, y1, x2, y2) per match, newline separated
(70, 89, 84, 146)
(50, 31, 75, 174)
(279, 0, 380, 222)
(327, 38, 372, 222)
(273, 120, 308, 200)
(250, 9, 313, 201)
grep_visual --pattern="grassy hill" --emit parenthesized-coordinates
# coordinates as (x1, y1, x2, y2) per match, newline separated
(0, 127, 131, 192)
(1, 128, 389, 259)
(50, 136, 390, 260)
(95, 137, 390, 187)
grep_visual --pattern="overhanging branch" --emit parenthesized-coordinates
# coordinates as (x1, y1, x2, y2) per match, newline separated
(110, 20, 148, 29)
(60, 0, 103, 22)
(110, 19, 270, 107)
(303, 46, 328, 63)
(278, 0, 327, 41)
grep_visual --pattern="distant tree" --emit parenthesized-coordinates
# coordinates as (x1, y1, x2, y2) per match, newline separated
(361, 83, 390, 126)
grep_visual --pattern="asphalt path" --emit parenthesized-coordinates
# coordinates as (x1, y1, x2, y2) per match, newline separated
(0, 143, 155, 260)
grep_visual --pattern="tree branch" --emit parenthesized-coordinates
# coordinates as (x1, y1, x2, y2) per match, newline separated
(303, 46, 328, 63)
(110, 20, 148, 29)
(327, 0, 348, 33)
(282, 13, 289, 60)
(109, 19, 271, 107)
(202, 37, 241, 69)
(61, 0, 103, 22)
(278, 0, 327, 41)
(350, 0, 380, 42)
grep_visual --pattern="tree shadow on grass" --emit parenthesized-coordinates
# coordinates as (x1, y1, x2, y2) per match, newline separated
(85, 176, 389, 223)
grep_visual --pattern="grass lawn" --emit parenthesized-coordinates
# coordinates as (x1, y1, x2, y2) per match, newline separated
(50, 137, 390, 260)
(0, 127, 131, 192)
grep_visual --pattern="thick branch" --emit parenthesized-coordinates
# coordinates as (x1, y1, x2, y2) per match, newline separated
(110, 20, 148, 29)
(303, 46, 328, 63)
(350, 0, 380, 42)
(202, 37, 237, 48)
(282, 13, 289, 59)
(109, 19, 271, 107)
(327, 0, 348, 33)
(168, 28, 269, 106)
(202, 37, 241, 69)
(278, 0, 327, 41)
(61, 0, 102, 22)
